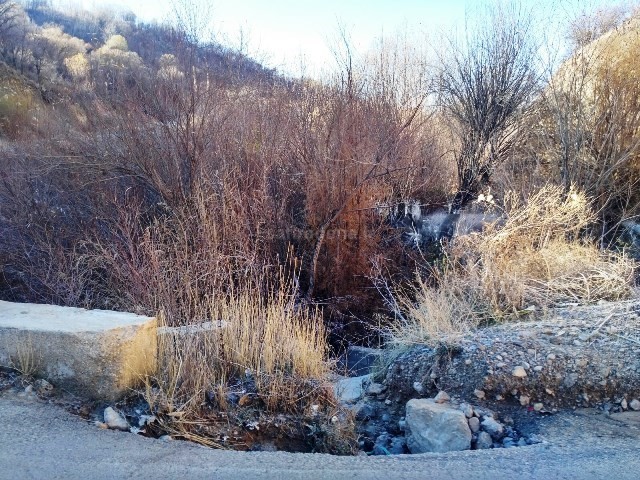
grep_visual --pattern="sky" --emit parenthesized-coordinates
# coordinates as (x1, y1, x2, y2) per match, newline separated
(69, 0, 628, 77)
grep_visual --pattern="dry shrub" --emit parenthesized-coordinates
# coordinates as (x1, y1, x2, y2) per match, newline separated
(151, 280, 329, 413)
(144, 277, 357, 452)
(385, 271, 481, 349)
(389, 185, 636, 347)
(456, 185, 636, 312)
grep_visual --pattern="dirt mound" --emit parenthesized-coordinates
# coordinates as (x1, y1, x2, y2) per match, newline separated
(382, 300, 640, 409)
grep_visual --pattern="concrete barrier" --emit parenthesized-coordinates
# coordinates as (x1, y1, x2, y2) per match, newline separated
(0, 300, 156, 401)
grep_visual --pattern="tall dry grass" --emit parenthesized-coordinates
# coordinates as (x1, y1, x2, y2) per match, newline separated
(388, 185, 636, 347)
(384, 270, 481, 349)
(150, 279, 329, 415)
(457, 185, 635, 312)
(143, 275, 356, 451)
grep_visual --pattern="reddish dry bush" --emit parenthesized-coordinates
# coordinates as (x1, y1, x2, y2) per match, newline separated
(0, 26, 450, 341)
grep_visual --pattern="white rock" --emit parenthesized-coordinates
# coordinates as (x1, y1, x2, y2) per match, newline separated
(104, 407, 129, 431)
(138, 415, 157, 427)
(475, 431, 493, 449)
(434, 391, 450, 404)
(519, 395, 530, 406)
(533, 403, 544, 411)
(334, 375, 368, 403)
(474, 389, 486, 400)
(459, 403, 474, 418)
(630, 399, 640, 411)
(405, 399, 472, 453)
(366, 383, 385, 395)
(512, 366, 527, 378)
(621, 398, 628, 410)
(481, 417, 504, 440)
(468, 416, 480, 433)
(413, 381, 424, 394)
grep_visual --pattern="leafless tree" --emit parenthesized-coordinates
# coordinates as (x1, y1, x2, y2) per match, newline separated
(0, 0, 18, 36)
(436, 3, 540, 212)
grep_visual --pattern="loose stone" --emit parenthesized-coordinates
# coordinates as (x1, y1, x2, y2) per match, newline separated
(512, 366, 527, 378)
(475, 431, 493, 449)
(459, 403, 474, 418)
(481, 417, 504, 440)
(104, 407, 129, 431)
(367, 383, 385, 395)
(468, 416, 480, 433)
(434, 391, 451, 404)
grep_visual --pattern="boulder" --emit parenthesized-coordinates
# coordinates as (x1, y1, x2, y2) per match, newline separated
(0, 300, 156, 401)
(405, 399, 472, 453)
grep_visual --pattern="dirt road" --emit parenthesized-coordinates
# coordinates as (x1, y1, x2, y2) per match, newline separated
(1, 393, 638, 480)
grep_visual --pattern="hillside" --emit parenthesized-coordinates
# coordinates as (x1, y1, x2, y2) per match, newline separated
(24, 2, 275, 82)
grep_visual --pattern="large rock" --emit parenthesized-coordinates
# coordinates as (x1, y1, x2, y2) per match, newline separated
(405, 399, 472, 453)
(0, 300, 156, 401)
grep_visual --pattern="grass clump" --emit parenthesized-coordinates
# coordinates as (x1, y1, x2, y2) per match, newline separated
(389, 185, 636, 347)
(459, 185, 635, 311)
(385, 271, 481, 349)
(145, 276, 356, 453)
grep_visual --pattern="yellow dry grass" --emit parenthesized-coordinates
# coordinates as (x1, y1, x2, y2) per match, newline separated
(389, 185, 636, 347)
(459, 185, 635, 312)
(145, 276, 331, 417)
(385, 271, 481, 349)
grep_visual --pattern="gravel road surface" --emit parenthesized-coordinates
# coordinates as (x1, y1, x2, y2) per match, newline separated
(1, 393, 639, 479)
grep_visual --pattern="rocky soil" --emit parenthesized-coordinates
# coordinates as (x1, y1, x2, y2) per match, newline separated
(339, 299, 640, 454)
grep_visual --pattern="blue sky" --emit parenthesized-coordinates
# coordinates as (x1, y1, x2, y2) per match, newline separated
(69, 0, 628, 76)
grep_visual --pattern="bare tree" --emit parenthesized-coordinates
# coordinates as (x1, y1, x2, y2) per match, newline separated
(0, 0, 21, 63)
(437, 3, 540, 212)
(0, 0, 18, 35)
